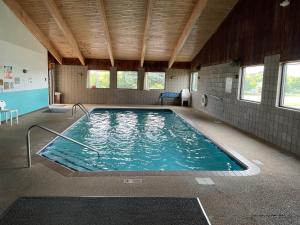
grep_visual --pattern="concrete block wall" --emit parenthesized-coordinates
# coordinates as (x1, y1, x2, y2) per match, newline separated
(55, 65, 190, 105)
(192, 55, 300, 156)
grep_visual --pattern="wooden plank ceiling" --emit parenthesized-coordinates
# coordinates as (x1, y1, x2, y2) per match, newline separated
(9, 0, 237, 67)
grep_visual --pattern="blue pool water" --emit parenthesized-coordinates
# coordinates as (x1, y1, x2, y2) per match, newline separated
(40, 109, 246, 172)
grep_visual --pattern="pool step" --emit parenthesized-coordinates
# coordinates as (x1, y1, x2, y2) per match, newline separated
(43, 150, 96, 171)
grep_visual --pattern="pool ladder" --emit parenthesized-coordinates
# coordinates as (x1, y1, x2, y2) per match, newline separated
(72, 103, 90, 119)
(26, 124, 101, 168)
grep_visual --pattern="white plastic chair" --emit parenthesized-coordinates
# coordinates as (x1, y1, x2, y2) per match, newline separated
(0, 100, 19, 126)
(181, 89, 191, 106)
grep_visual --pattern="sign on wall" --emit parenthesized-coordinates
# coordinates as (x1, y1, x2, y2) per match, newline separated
(225, 77, 233, 93)
(3, 65, 14, 91)
(0, 65, 3, 93)
(0, 65, 27, 92)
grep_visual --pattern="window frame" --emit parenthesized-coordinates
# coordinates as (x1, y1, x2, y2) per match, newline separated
(117, 70, 138, 90)
(278, 61, 300, 111)
(87, 70, 110, 89)
(191, 71, 198, 92)
(239, 65, 265, 104)
(144, 72, 166, 90)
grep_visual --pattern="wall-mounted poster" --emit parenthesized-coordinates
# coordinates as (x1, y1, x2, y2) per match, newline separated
(0, 79, 3, 93)
(14, 77, 20, 85)
(4, 66, 13, 79)
(4, 82, 10, 90)
(14, 77, 21, 89)
(0, 65, 3, 93)
(0, 66, 3, 78)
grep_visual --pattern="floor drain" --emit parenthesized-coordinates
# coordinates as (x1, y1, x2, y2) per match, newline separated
(124, 178, 143, 184)
(214, 120, 223, 124)
(195, 177, 215, 185)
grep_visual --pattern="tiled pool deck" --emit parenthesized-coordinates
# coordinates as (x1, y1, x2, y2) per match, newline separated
(0, 105, 299, 225)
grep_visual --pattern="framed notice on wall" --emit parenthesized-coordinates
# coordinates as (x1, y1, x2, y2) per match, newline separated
(0, 65, 3, 92)
(2, 65, 15, 91)
(0, 65, 30, 92)
(225, 77, 233, 93)
(4, 66, 13, 79)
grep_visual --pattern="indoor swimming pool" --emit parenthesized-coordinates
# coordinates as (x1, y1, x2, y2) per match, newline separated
(39, 108, 246, 172)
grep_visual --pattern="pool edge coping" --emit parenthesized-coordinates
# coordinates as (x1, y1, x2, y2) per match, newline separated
(35, 106, 260, 177)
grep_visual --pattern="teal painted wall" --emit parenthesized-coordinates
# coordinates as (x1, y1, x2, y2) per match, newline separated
(0, 88, 48, 119)
(1, 1, 49, 122)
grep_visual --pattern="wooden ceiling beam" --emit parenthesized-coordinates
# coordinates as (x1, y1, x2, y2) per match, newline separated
(96, 0, 114, 67)
(168, 0, 207, 68)
(140, 0, 155, 68)
(42, 0, 85, 65)
(3, 0, 62, 64)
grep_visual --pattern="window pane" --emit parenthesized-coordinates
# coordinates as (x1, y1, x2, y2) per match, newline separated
(281, 63, 300, 109)
(191, 72, 198, 92)
(241, 66, 264, 102)
(145, 72, 165, 89)
(88, 70, 110, 88)
(117, 71, 138, 89)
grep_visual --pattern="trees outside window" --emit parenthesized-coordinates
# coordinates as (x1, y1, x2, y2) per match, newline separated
(87, 70, 110, 88)
(280, 62, 300, 110)
(240, 66, 264, 103)
(117, 71, 138, 89)
(144, 72, 165, 90)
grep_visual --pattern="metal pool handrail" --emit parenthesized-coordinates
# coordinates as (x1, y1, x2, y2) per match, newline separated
(26, 124, 100, 168)
(72, 103, 90, 119)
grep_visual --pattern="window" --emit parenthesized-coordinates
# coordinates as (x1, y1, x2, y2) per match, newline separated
(191, 72, 198, 92)
(279, 62, 300, 110)
(87, 70, 110, 88)
(117, 71, 138, 89)
(144, 72, 165, 90)
(240, 65, 264, 103)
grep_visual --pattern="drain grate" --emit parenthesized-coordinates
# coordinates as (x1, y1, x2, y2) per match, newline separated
(124, 178, 143, 184)
(214, 120, 223, 124)
(195, 177, 215, 185)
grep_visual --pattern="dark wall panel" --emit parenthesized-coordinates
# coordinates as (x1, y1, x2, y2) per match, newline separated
(192, 0, 300, 68)
(48, 53, 191, 71)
